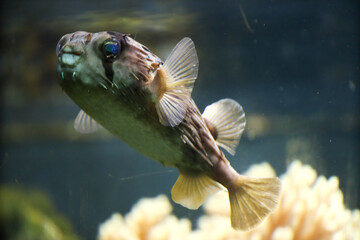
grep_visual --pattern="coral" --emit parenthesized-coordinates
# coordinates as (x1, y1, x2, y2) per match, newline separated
(98, 161, 360, 240)
(194, 161, 359, 240)
(98, 195, 192, 240)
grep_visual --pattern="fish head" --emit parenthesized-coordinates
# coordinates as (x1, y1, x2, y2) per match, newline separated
(56, 31, 162, 90)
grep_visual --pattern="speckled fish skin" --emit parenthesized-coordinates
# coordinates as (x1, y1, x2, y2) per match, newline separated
(56, 31, 215, 174)
(56, 31, 281, 231)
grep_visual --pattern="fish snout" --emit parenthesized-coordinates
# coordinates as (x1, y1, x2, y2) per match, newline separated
(56, 31, 93, 68)
(57, 45, 83, 68)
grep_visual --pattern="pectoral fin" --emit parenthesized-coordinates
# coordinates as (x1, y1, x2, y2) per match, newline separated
(74, 110, 102, 134)
(171, 172, 223, 209)
(202, 99, 246, 155)
(152, 38, 199, 127)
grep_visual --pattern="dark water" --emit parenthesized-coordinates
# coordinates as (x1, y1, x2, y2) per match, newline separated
(1, 0, 359, 239)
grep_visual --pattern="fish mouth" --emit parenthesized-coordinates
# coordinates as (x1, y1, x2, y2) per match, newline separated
(58, 46, 83, 68)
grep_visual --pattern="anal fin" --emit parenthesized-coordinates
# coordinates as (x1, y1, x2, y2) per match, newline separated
(171, 172, 223, 209)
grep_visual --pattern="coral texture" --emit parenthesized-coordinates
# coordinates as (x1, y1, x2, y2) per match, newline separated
(98, 195, 192, 240)
(98, 161, 359, 240)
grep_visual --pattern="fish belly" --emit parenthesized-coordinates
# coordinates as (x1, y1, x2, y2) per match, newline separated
(65, 83, 186, 167)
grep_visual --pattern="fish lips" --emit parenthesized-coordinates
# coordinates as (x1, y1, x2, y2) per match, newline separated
(58, 52, 82, 68)
(57, 45, 83, 68)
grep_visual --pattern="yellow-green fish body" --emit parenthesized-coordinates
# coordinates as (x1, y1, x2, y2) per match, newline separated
(56, 31, 281, 230)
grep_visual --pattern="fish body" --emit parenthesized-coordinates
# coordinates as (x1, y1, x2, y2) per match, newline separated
(56, 31, 281, 230)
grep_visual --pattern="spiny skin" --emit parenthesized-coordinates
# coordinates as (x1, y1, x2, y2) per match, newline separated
(56, 31, 281, 231)
(56, 31, 222, 178)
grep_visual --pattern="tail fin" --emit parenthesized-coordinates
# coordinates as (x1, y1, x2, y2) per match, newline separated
(228, 176, 281, 230)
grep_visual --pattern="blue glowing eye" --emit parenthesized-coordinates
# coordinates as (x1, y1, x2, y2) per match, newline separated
(102, 40, 121, 60)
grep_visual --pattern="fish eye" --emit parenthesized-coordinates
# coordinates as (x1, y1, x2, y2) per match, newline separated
(102, 39, 121, 60)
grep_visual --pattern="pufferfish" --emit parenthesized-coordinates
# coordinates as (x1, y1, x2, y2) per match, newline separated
(56, 31, 281, 231)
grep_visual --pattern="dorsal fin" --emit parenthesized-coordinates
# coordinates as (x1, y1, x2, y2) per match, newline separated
(202, 99, 246, 155)
(151, 37, 199, 127)
(171, 172, 223, 209)
(74, 110, 102, 134)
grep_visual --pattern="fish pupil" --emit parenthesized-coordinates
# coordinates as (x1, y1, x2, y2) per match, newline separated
(102, 40, 121, 60)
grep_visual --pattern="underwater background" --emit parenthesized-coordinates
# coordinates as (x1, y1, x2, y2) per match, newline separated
(1, 0, 359, 239)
